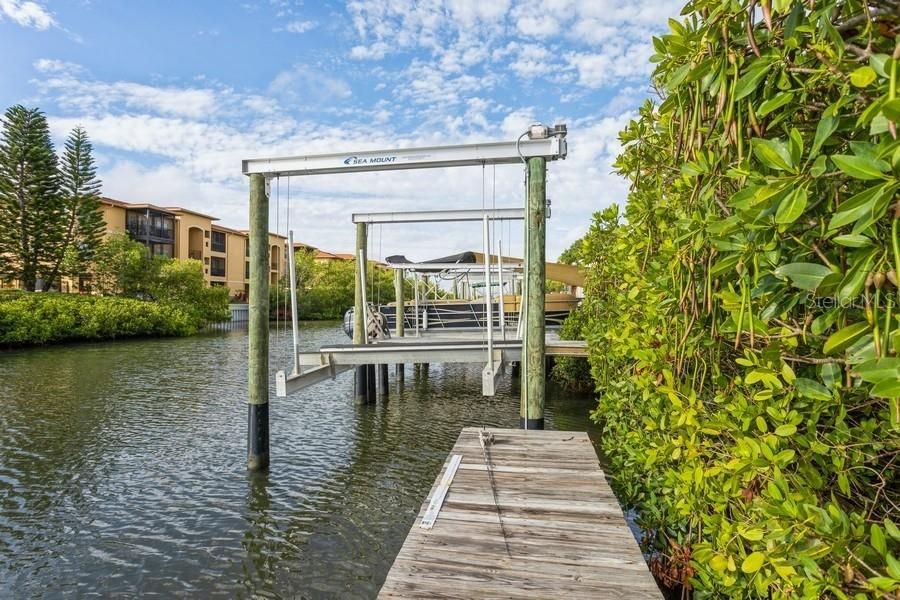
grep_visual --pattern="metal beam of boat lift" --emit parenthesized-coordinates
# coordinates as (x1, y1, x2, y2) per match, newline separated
(247, 126, 566, 467)
(242, 136, 565, 177)
(352, 208, 525, 224)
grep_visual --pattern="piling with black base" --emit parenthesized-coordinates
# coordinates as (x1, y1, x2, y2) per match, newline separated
(247, 173, 270, 471)
(354, 366, 368, 404)
(379, 363, 389, 395)
(521, 156, 547, 431)
(367, 364, 377, 400)
(248, 403, 270, 469)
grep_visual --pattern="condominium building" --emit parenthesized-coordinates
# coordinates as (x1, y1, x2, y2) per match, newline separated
(100, 198, 286, 298)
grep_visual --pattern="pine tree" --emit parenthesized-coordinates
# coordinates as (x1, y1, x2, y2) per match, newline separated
(0, 105, 63, 291)
(46, 125, 104, 291)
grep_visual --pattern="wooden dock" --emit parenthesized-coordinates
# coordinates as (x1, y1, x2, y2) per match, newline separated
(378, 428, 663, 599)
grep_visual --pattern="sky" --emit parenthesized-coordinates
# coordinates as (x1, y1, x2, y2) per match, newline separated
(0, 0, 682, 261)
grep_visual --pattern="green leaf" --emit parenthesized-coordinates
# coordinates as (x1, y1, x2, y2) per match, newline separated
(811, 114, 837, 157)
(886, 519, 900, 541)
(775, 187, 807, 225)
(667, 63, 691, 90)
(823, 322, 870, 355)
(838, 253, 875, 305)
(838, 471, 850, 494)
(774, 424, 797, 436)
(810, 154, 829, 176)
(709, 554, 728, 573)
(832, 234, 873, 248)
(795, 378, 832, 401)
(789, 128, 804, 166)
(774, 262, 833, 291)
(850, 66, 877, 88)
(831, 155, 890, 180)
(886, 554, 900, 581)
(734, 64, 772, 101)
(871, 377, 900, 398)
(829, 185, 886, 230)
(854, 358, 900, 384)
(871, 54, 891, 78)
(741, 552, 766, 573)
(758, 92, 794, 117)
(739, 527, 765, 541)
(884, 98, 900, 123)
(753, 138, 794, 171)
(872, 524, 887, 555)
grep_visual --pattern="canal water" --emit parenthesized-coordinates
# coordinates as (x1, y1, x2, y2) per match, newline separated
(0, 323, 605, 598)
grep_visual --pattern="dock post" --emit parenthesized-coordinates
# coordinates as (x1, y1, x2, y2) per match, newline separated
(379, 363, 389, 395)
(394, 268, 405, 377)
(521, 157, 546, 430)
(354, 222, 371, 404)
(247, 173, 270, 471)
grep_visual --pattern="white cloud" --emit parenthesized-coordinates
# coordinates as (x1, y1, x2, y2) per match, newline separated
(566, 43, 655, 89)
(268, 65, 352, 105)
(349, 41, 389, 60)
(283, 19, 315, 33)
(33, 58, 83, 74)
(505, 42, 555, 78)
(33, 62, 219, 119)
(0, 0, 55, 30)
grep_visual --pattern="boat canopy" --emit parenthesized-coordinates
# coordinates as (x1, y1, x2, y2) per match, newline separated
(385, 251, 584, 287)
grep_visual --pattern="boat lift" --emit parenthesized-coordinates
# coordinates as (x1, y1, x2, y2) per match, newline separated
(242, 124, 568, 471)
(277, 207, 529, 399)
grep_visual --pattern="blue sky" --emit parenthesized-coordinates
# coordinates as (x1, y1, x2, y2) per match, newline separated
(0, 0, 681, 260)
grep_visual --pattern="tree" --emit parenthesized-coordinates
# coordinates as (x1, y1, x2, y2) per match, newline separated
(92, 233, 159, 296)
(151, 259, 230, 325)
(46, 126, 104, 291)
(0, 106, 63, 291)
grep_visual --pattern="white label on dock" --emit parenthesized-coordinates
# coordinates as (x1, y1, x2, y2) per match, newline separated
(420, 454, 463, 530)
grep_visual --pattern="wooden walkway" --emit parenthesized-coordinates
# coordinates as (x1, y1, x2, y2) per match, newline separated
(378, 428, 662, 599)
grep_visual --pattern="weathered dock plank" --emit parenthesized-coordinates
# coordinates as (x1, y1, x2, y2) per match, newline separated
(378, 428, 663, 599)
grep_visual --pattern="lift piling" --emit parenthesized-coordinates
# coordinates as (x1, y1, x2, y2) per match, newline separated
(247, 173, 270, 471)
(521, 156, 547, 430)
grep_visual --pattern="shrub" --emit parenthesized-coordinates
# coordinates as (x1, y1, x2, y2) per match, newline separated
(0, 294, 197, 345)
(575, 1, 900, 597)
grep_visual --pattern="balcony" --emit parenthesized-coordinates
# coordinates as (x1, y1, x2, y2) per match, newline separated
(210, 257, 226, 278)
(188, 250, 203, 260)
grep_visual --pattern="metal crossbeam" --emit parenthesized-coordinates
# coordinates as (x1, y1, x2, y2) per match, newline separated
(385, 262, 522, 271)
(352, 208, 525, 224)
(242, 137, 566, 177)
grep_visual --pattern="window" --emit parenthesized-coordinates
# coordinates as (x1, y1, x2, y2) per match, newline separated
(211, 230, 226, 253)
(204, 230, 210, 238)
(149, 242, 174, 258)
(211, 281, 225, 287)
(245, 240, 250, 257)
(210, 257, 226, 277)
(125, 210, 174, 241)
(245, 260, 249, 279)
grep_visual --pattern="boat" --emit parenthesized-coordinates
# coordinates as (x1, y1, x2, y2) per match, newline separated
(342, 250, 583, 338)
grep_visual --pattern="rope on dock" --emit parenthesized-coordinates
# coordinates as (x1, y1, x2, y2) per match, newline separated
(479, 428, 512, 558)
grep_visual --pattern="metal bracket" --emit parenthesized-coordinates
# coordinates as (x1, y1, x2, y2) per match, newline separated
(481, 350, 504, 396)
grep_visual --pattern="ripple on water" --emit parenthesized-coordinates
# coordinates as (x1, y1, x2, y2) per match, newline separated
(0, 323, 603, 598)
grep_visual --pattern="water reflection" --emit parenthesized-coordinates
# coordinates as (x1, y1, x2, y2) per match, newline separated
(0, 323, 603, 598)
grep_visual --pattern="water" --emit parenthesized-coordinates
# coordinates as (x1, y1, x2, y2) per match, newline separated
(0, 323, 605, 598)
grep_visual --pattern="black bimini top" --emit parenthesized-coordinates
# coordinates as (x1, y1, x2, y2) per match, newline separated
(385, 251, 476, 271)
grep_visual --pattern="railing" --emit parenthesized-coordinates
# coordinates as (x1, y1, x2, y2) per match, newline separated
(127, 225, 174, 241)
(188, 250, 203, 260)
